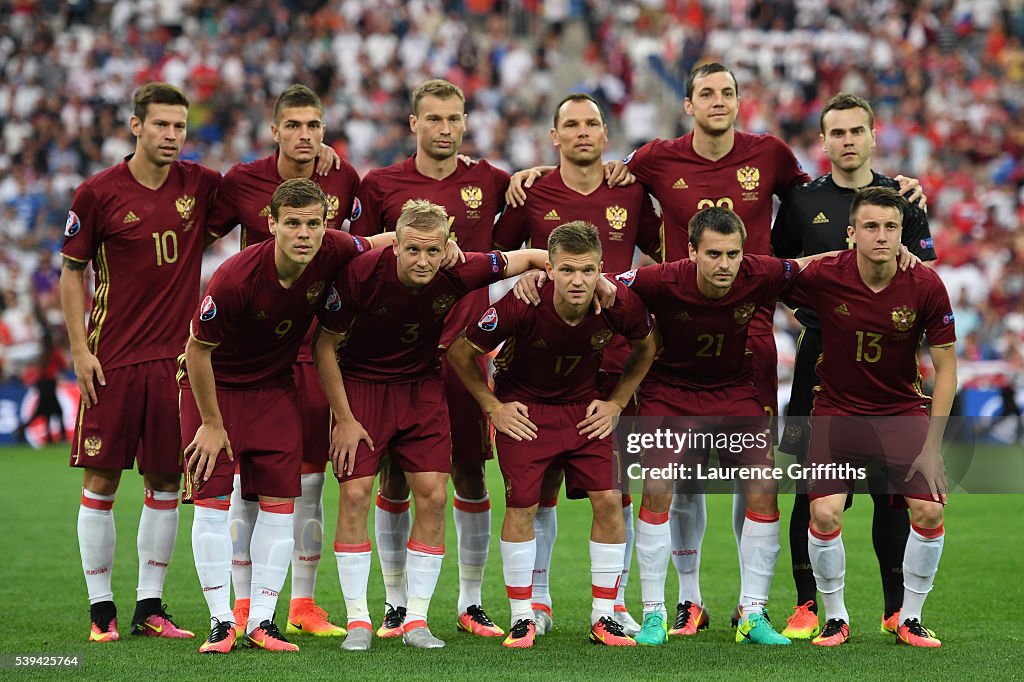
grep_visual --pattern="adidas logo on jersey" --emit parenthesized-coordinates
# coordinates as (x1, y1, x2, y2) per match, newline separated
(676, 311, 692, 322)
(672, 178, 688, 189)
(833, 303, 850, 316)
(813, 212, 829, 224)
(372, 306, 390, 317)
(259, 206, 271, 217)
(255, 311, 268, 320)
(123, 211, 140, 224)
(544, 210, 561, 221)
(532, 338, 548, 349)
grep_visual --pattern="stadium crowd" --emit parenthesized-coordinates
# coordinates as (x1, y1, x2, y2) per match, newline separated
(0, 0, 1022, 388)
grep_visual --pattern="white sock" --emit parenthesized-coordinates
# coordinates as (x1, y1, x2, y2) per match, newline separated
(531, 500, 557, 609)
(616, 498, 634, 608)
(228, 475, 258, 603)
(732, 485, 747, 607)
(501, 538, 536, 626)
(374, 493, 410, 608)
(406, 541, 444, 624)
(453, 493, 491, 614)
(335, 541, 372, 627)
(670, 493, 705, 606)
(248, 504, 295, 631)
(591, 540, 625, 624)
(291, 472, 325, 601)
(808, 526, 848, 623)
(635, 508, 670, 617)
(79, 489, 116, 604)
(192, 502, 233, 625)
(902, 523, 945, 623)
(137, 489, 178, 601)
(740, 510, 781, 619)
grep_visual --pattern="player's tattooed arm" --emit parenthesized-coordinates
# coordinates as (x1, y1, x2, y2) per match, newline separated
(183, 337, 233, 485)
(448, 336, 538, 441)
(313, 327, 373, 476)
(505, 166, 555, 207)
(60, 257, 105, 408)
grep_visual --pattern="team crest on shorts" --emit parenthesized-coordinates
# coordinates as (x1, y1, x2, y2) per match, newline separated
(84, 436, 102, 457)
(64, 211, 81, 237)
(325, 287, 342, 312)
(736, 166, 760, 191)
(325, 194, 339, 220)
(734, 302, 756, 326)
(461, 186, 483, 210)
(176, 195, 196, 230)
(433, 294, 455, 316)
(199, 295, 217, 321)
(478, 307, 499, 332)
(591, 329, 614, 350)
(891, 305, 917, 332)
(306, 281, 326, 305)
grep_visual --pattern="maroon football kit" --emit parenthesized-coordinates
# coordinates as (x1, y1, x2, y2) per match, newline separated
(351, 155, 511, 462)
(180, 231, 369, 500)
(63, 157, 221, 472)
(318, 249, 509, 480)
(464, 281, 652, 507)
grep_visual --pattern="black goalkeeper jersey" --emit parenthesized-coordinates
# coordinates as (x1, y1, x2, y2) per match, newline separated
(772, 170, 936, 328)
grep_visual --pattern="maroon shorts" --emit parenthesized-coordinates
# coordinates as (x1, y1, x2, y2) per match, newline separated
(340, 376, 452, 482)
(807, 396, 937, 502)
(496, 400, 618, 508)
(441, 353, 493, 464)
(636, 380, 773, 479)
(70, 359, 181, 475)
(294, 362, 330, 472)
(180, 384, 302, 502)
(746, 334, 779, 416)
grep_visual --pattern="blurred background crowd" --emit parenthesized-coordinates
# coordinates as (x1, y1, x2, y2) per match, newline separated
(0, 0, 1021, 406)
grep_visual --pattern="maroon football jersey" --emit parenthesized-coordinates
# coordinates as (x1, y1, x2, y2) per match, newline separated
(61, 158, 221, 371)
(625, 131, 810, 335)
(618, 254, 799, 390)
(319, 249, 508, 383)
(464, 280, 652, 404)
(351, 155, 511, 347)
(206, 152, 360, 363)
(206, 152, 360, 248)
(186, 230, 370, 389)
(784, 250, 956, 415)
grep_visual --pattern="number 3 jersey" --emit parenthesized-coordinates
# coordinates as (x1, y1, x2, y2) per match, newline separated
(61, 158, 221, 370)
(784, 250, 956, 415)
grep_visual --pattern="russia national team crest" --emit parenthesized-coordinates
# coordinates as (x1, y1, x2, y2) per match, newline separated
(478, 307, 499, 332)
(325, 194, 339, 220)
(606, 206, 627, 237)
(64, 211, 81, 237)
(891, 305, 917, 332)
(616, 269, 637, 287)
(734, 302, 756, 326)
(461, 186, 483, 210)
(590, 329, 613, 350)
(83, 436, 102, 457)
(325, 286, 342, 312)
(199, 295, 217, 321)
(433, 294, 455, 316)
(176, 195, 196, 231)
(306, 281, 326, 305)
(350, 197, 362, 222)
(736, 166, 760, 191)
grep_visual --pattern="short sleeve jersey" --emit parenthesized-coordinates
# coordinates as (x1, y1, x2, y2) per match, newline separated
(61, 158, 222, 370)
(319, 249, 508, 383)
(618, 254, 799, 390)
(491, 168, 662, 269)
(205, 152, 360, 362)
(349, 156, 510, 252)
(626, 131, 810, 335)
(464, 281, 653, 404)
(784, 250, 956, 415)
(187, 231, 369, 389)
(206, 152, 360, 248)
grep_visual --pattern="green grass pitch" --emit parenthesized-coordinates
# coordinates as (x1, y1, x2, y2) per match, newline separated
(1, 444, 1021, 680)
